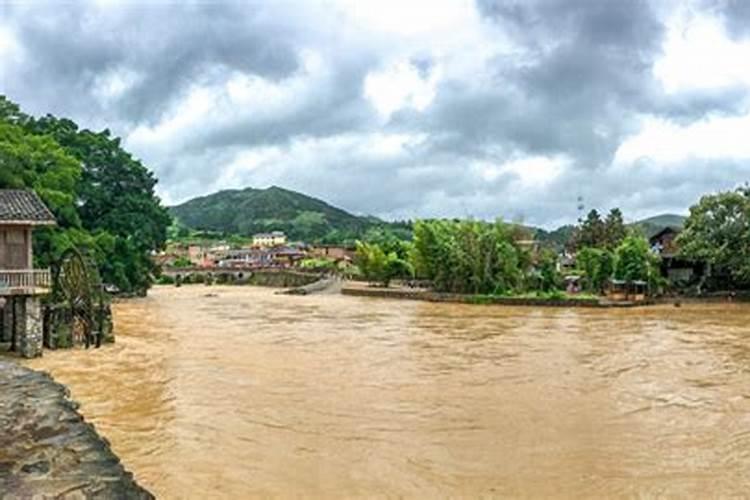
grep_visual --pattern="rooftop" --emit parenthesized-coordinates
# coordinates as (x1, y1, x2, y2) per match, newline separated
(0, 190, 56, 225)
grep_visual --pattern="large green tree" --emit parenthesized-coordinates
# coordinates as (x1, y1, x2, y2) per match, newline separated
(410, 219, 528, 294)
(0, 96, 170, 293)
(677, 188, 750, 287)
(572, 208, 627, 250)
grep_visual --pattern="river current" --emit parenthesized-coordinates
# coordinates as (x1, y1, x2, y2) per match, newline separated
(28, 286, 750, 498)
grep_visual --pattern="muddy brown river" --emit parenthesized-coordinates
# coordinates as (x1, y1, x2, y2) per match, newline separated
(28, 286, 750, 498)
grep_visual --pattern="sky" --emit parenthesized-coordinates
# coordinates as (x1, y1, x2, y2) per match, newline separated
(1, 0, 749, 228)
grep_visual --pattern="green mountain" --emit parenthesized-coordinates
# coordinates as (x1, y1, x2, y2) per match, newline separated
(169, 186, 378, 242)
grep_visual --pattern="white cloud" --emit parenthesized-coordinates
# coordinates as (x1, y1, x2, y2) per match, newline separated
(614, 113, 750, 165)
(654, 12, 750, 93)
(364, 61, 440, 118)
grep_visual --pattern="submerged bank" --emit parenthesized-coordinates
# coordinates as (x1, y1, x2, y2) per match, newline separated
(341, 281, 651, 307)
(0, 361, 153, 499)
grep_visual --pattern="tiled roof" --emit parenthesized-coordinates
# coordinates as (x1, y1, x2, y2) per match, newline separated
(0, 190, 56, 224)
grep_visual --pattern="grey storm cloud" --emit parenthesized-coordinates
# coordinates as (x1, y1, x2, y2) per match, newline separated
(1, 0, 749, 227)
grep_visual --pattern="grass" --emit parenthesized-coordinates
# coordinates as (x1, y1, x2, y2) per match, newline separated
(467, 290, 600, 304)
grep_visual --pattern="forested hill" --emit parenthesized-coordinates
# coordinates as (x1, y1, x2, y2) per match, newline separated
(170, 186, 379, 242)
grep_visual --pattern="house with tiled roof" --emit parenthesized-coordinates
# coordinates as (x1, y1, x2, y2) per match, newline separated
(0, 190, 56, 358)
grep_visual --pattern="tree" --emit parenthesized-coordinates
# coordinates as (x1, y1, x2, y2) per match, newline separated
(677, 189, 750, 287)
(536, 249, 562, 292)
(604, 208, 627, 249)
(573, 209, 606, 249)
(571, 208, 627, 250)
(1, 96, 171, 294)
(355, 241, 411, 287)
(410, 219, 527, 294)
(576, 247, 614, 293)
(23, 114, 170, 293)
(614, 235, 657, 283)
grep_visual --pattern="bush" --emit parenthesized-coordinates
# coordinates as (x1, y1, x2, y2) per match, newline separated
(157, 275, 175, 285)
(355, 241, 412, 287)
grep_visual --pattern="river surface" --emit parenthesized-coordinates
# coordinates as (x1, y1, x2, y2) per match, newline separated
(28, 286, 750, 498)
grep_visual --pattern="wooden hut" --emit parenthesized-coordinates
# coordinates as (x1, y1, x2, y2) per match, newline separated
(0, 190, 56, 358)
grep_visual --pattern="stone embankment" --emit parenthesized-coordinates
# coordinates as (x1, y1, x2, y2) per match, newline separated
(0, 361, 153, 499)
(341, 282, 651, 308)
(280, 276, 342, 295)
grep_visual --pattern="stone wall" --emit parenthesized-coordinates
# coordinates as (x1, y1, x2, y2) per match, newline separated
(0, 361, 154, 498)
(15, 296, 43, 358)
(1, 298, 12, 343)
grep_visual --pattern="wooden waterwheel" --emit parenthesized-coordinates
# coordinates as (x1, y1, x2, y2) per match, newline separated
(52, 248, 107, 348)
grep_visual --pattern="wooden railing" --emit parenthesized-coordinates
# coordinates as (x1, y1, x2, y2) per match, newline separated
(0, 269, 52, 292)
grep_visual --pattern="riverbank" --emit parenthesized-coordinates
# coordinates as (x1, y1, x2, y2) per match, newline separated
(341, 281, 652, 307)
(0, 361, 153, 499)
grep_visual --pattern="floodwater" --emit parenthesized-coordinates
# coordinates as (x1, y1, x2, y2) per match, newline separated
(28, 286, 750, 498)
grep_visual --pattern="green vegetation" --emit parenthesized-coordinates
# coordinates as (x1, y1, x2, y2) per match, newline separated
(575, 247, 614, 293)
(299, 257, 338, 270)
(571, 208, 628, 250)
(355, 241, 412, 287)
(410, 219, 530, 294)
(0, 96, 170, 294)
(677, 187, 750, 288)
(466, 290, 598, 304)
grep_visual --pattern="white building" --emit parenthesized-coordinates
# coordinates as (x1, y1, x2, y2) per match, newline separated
(252, 231, 286, 247)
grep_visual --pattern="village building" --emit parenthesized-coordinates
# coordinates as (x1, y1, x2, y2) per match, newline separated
(309, 244, 355, 263)
(0, 190, 56, 358)
(252, 231, 286, 247)
(649, 227, 704, 284)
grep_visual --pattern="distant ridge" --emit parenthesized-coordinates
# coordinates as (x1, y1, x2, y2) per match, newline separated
(632, 213, 687, 238)
(634, 213, 687, 228)
(169, 185, 377, 241)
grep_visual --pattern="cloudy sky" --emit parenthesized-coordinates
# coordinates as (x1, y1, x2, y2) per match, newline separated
(1, 0, 749, 227)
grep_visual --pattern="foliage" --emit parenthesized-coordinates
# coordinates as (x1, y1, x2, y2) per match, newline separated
(533, 249, 562, 292)
(572, 208, 627, 250)
(410, 219, 528, 294)
(0, 95, 170, 294)
(613, 235, 660, 289)
(677, 188, 750, 288)
(355, 241, 412, 287)
(361, 225, 412, 259)
(171, 256, 193, 268)
(299, 257, 337, 270)
(576, 247, 614, 293)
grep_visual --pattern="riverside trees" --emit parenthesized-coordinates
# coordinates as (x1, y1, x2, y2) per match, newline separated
(677, 187, 750, 288)
(0, 96, 170, 294)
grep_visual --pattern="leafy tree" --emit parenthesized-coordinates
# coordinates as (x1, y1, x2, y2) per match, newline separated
(677, 188, 750, 287)
(1, 96, 170, 294)
(410, 219, 527, 294)
(572, 208, 627, 250)
(355, 241, 411, 287)
(604, 208, 627, 248)
(614, 235, 659, 287)
(573, 209, 606, 249)
(535, 249, 562, 292)
(576, 247, 614, 293)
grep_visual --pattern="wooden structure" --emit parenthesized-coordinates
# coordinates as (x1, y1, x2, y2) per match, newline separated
(46, 248, 112, 349)
(608, 279, 648, 302)
(649, 227, 704, 285)
(0, 190, 56, 358)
